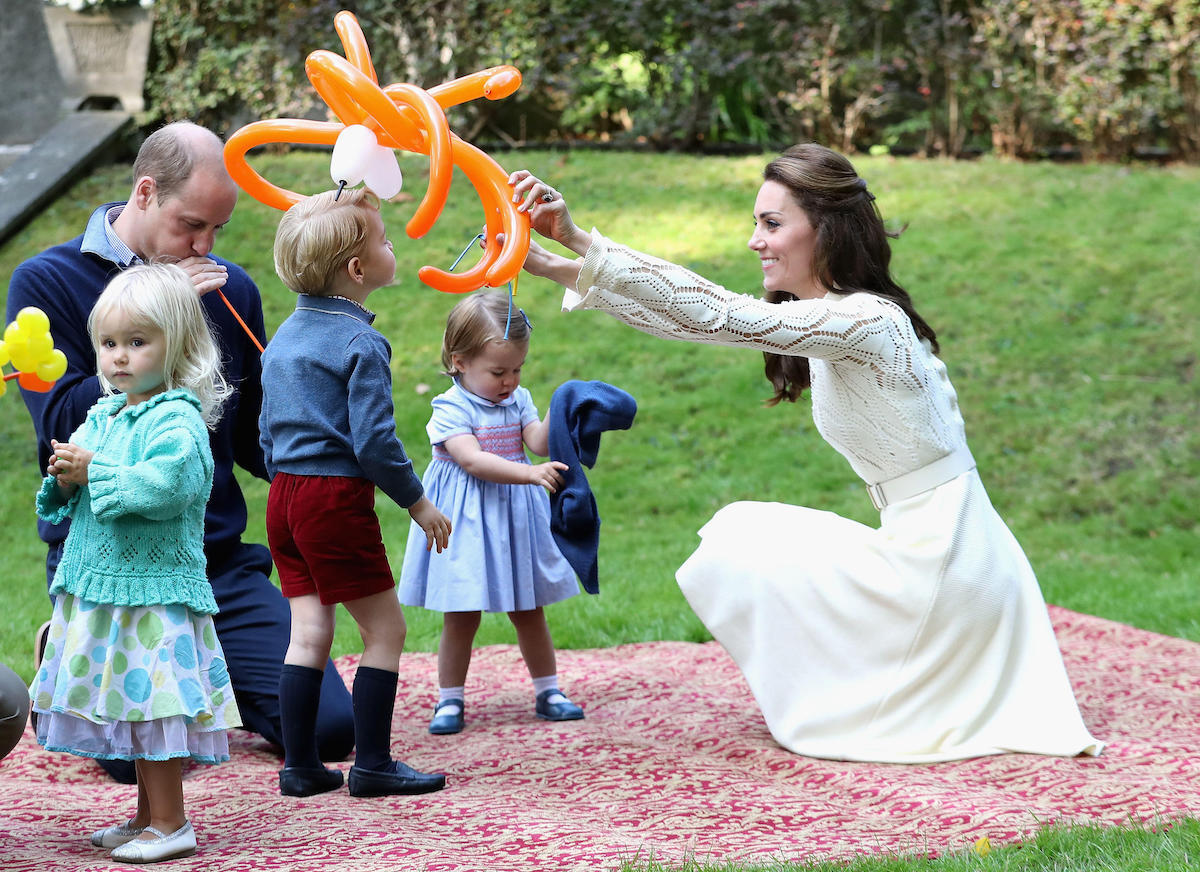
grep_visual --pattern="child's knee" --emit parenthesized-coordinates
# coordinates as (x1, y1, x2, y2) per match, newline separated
(288, 618, 336, 662)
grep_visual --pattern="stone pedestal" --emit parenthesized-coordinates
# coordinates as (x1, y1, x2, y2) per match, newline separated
(41, 5, 154, 113)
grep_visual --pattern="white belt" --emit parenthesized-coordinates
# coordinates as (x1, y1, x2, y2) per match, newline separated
(865, 446, 976, 511)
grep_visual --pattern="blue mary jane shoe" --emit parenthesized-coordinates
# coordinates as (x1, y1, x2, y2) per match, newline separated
(535, 689, 584, 721)
(429, 699, 465, 735)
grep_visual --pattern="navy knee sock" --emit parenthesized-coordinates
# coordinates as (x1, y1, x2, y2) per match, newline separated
(279, 663, 324, 769)
(353, 666, 398, 773)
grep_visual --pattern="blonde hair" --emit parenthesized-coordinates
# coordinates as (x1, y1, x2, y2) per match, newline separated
(88, 263, 231, 427)
(440, 289, 531, 376)
(273, 188, 381, 294)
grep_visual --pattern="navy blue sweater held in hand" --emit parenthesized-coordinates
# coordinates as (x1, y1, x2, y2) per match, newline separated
(547, 380, 637, 594)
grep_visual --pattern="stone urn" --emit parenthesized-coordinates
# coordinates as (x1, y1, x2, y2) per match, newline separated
(40, 4, 154, 113)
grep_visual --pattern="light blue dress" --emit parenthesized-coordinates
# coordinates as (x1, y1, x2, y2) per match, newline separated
(398, 382, 578, 612)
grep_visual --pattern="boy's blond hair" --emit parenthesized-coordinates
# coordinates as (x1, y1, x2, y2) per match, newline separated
(273, 189, 381, 295)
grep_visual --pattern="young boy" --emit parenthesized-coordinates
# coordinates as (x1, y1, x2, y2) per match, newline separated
(261, 189, 452, 798)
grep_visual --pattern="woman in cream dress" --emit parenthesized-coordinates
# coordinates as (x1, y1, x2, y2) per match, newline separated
(507, 145, 1102, 763)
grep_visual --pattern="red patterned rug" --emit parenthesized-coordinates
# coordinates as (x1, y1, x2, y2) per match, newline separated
(2, 606, 1198, 871)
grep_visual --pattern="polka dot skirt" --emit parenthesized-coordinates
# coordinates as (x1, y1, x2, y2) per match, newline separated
(30, 594, 241, 763)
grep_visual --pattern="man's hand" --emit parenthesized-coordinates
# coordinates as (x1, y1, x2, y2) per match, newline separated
(176, 256, 229, 296)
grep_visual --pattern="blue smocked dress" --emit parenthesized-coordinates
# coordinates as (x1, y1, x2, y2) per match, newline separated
(398, 382, 578, 612)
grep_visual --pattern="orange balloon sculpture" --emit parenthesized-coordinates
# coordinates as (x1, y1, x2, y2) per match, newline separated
(224, 11, 529, 293)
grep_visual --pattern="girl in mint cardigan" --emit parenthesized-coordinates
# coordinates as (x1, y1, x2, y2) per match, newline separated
(30, 264, 240, 864)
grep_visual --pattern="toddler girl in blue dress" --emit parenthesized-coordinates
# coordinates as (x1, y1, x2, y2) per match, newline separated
(30, 263, 241, 863)
(399, 290, 583, 734)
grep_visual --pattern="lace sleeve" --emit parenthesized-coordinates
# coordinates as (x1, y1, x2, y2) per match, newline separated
(569, 230, 916, 369)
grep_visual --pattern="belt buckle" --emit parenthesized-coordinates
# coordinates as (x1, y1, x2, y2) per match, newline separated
(866, 482, 887, 511)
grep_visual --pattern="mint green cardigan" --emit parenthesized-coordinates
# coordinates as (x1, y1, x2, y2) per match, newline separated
(37, 389, 218, 614)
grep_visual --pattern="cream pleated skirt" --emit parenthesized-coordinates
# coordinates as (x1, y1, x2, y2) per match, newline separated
(676, 470, 1103, 763)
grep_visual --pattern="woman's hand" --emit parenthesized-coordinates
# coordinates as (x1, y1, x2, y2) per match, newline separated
(527, 460, 569, 493)
(508, 170, 592, 256)
(48, 438, 93, 489)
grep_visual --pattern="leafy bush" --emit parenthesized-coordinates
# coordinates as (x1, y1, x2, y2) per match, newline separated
(146, 0, 313, 135)
(141, 0, 1200, 160)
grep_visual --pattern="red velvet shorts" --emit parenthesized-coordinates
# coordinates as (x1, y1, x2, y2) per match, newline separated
(266, 472, 396, 605)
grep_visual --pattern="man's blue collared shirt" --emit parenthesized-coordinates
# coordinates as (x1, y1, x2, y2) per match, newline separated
(81, 203, 138, 268)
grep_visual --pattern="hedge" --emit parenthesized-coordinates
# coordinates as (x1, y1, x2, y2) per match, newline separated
(145, 0, 1200, 161)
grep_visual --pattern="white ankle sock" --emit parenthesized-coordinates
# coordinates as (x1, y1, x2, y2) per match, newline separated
(531, 675, 565, 703)
(436, 686, 464, 715)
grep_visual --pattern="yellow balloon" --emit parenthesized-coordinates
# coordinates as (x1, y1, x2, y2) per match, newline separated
(0, 340, 8, 368)
(37, 349, 68, 382)
(16, 307, 50, 336)
(5, 334, 29, 358)
(28, 332, 53, 359)
(3, 323, 22, 346)
(9, 347, 38, 374)
(0, 378, 7, 399)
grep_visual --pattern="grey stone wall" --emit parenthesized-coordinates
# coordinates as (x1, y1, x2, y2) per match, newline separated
(1, 0, 66, 145)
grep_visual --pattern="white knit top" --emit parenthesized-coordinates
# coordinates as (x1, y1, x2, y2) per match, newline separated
(567, 230, 968, 485)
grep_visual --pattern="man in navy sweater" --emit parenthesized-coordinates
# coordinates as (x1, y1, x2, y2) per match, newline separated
(7, 122, 354, 782)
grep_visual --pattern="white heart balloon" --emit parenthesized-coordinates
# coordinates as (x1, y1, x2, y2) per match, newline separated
(330, 124, 379, 188)
(364, 146, 404, 200)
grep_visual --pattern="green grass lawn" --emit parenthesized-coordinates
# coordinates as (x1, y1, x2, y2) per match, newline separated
(1, 150, 1198, 871)
(616, 817, 1200, 871)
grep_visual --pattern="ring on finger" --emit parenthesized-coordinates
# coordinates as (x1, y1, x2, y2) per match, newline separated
(541, 192, 555, 203)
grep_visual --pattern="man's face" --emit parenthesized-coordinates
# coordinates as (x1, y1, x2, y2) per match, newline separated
(135, 167, 238, 262)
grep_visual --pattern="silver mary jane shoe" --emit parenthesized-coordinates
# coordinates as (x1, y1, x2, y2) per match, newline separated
(109, 821, 197, 863)
(91, 819, 144, 849)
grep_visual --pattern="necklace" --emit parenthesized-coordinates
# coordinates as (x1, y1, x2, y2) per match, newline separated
(329, 295, 375, 317)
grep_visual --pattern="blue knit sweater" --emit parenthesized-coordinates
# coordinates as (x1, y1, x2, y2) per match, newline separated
(6, 203, 269, 563)
(259, 294, 424, 509)
(547, 380, 638, 594)
(37, 390, 218, 614)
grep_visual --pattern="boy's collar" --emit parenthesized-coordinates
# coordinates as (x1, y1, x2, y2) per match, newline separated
(295, 294, 376, 324)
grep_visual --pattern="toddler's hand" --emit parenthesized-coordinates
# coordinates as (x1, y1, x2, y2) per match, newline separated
(408, 496, 452, 553)
(48, 438, 93, 487)
(527, 460, 568, 493)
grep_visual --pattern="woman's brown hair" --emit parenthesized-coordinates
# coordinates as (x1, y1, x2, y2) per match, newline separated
(760, 143, 938, 405)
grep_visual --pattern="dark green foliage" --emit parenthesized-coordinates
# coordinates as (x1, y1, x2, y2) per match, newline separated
(142, 1, 1199, 159)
